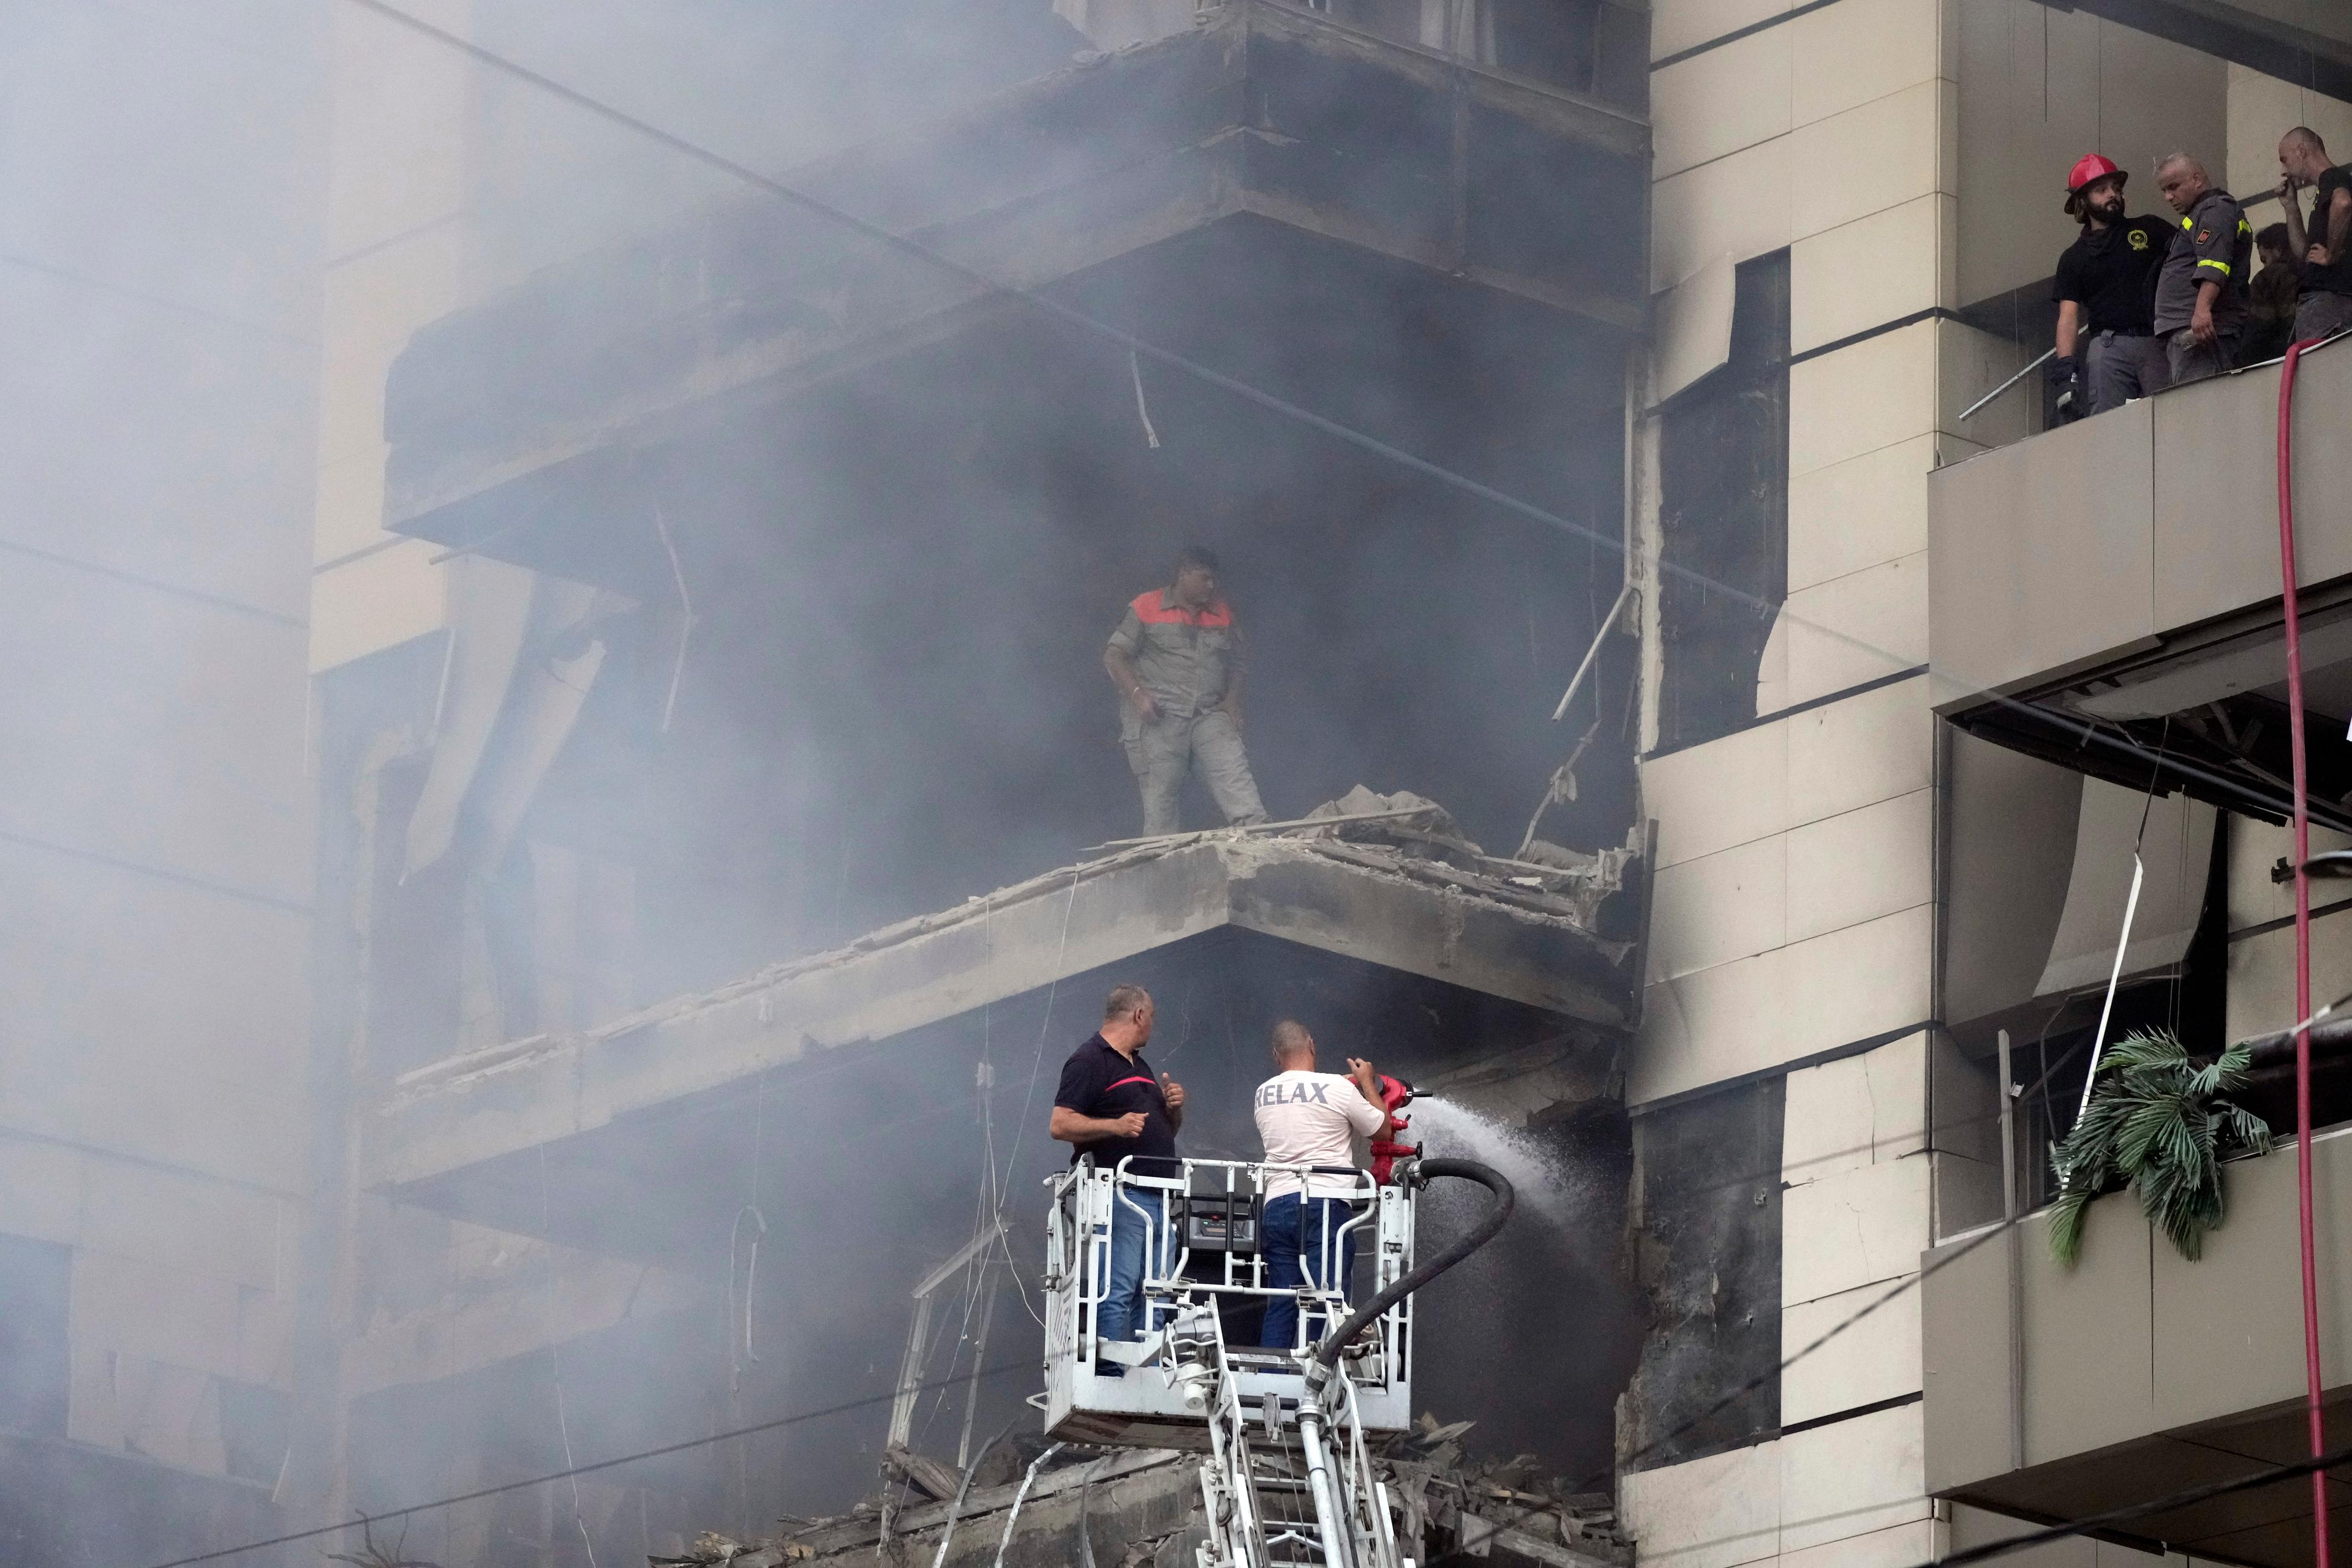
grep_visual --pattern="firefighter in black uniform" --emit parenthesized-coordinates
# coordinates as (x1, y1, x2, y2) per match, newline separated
(2049, 153, 2172, 417)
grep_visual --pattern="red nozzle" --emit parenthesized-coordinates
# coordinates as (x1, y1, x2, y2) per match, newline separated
(1369, 1076, 1420, 1185)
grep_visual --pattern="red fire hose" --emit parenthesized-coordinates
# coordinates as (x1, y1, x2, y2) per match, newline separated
(2277, 336, 2330, 1568)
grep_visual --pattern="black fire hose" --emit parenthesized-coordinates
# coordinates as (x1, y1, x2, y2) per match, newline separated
(1309, 1157, 1515, 1377)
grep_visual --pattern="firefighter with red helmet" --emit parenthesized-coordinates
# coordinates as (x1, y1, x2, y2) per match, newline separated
(2049, 153, 2174, 417)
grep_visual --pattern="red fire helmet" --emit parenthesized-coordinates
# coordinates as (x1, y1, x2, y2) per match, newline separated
(2065, 153, 2125, 210)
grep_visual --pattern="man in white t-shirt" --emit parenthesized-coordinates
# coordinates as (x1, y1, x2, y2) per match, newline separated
(1252, 1019, 1386, 1350)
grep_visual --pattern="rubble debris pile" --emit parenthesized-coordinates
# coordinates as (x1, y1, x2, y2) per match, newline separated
(654, 1417, 1630, 1568)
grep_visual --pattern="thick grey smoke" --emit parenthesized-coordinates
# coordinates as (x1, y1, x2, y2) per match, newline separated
(0, 4, 1640, 1563)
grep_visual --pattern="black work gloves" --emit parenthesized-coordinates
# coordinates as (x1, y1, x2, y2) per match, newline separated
(2047, 353, 2082, 420)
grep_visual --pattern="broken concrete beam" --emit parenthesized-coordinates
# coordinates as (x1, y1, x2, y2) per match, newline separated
(364, 836, 1632, 1193)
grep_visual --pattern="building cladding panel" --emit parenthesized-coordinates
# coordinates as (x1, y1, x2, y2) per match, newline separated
(1625, 0, 1962, 1558)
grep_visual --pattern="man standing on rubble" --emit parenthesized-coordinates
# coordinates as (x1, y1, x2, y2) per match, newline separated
(1050, 984, 1186, 1362)
(2049, 153, 2172, 415)
(1253, 1020, 1387, 1351)
(1104, 546, 1269, 838)
(2152, 153, 2252, 385)
(2280, 126, 2352, 342)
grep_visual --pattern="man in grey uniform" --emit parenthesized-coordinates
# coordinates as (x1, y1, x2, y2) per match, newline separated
(2152, 153, 2252, 385)
(1103, 546, 1269, 837)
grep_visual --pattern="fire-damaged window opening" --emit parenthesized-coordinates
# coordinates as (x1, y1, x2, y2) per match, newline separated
(1653, 250, 1791, 755)
(1620, 1077, 1784, 1471)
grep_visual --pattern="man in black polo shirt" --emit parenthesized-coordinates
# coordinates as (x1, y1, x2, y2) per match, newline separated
(2051, 153, 2173, 416)
(2280, 126, 2352, 342)
(1050, 983, 1186, 1352)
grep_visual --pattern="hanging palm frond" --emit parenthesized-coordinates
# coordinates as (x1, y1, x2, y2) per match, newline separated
(2048, 1028, 2274, 1265)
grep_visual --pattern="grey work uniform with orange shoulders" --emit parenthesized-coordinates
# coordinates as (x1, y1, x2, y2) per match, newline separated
(1107, 588, 1268, 837)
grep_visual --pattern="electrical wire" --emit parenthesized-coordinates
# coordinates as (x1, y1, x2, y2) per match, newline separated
(295, 13, 2352, 1562)
(137, 1358, 1058, 1568)
(142, 1090, 2307, 1568)
(336, 0, 2349, 850)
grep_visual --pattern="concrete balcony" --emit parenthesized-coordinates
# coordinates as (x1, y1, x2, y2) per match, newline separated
(1921, 1129, 2352, 1568)
(1929, 336, 2352, 829)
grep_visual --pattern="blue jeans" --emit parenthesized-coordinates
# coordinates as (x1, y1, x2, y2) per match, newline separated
(1261, 1194, 1356, 1349)
(1099, 1187, 1167, 1348)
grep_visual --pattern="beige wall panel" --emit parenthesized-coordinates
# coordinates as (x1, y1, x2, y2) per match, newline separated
(325, 0, 472, 258)
(1784, 1030, 1929, 1185)
(316, 225, 467, 469)
(1636, 903, 1933, 1105)
(1643, 720, 1792, 869)
(2034, 783, 2214, 996)
(48, 1052, 304, 1195)
(1639, 943, 1793, 1102)
(1652, 137, 1796, 293)
(2150, 346, 2352, 631)
(1622, 1438, 1784, 1568)
(1652, 0, 1789, 62)
(0, 842, 309, 1100)
(1781, 1519, 1941, 1568)
(1936, 319, 2037, 448)
(2092, 22, 2227, 208)
(1792, 195, 1951, 356)
(1782, 1152, 1932, 1306)
(2019, 1194, 2154, 1465)
(75, 1159, 282, 1292)
(1920, 1225, 2016, 1491)
(0, 558, 312, 902)
(72, 1250, 246, 1382)
(1786, 788, 1934, 944)
(0, 303, 315, 619)
(314, 447, 391, 566)
(2228, 914, 2352, 1053)
(1653, 25, 1795, 178)
(1789, 434, 1937, 594)
(2229, 815, 2352, 933)
(238, 1287, 294, 1389)
(310, 535, 449, 671)
(1948, 1506, 2095, 1568)
(2226, 66, 2352, 210)
(2147, 1134, 2307, 1433)
(1927, 396, 2155, 700)
(1639, 681, 1931, 944)
(312, 360, 385, 479)
(1790, 80, 1951, 243)
(1647, 833, 1789, 982)
(0, 1137, 83, 1248)
(1777, 552, 1929, 708)
(1789, 0, 1949, 127)
(1784, 1276, 1924, 1426)
(1953, 0, 2223, 307)
(1777, 1398, 1930, 1551)
(1942, 733, 2085, 1025)
(1787, 675, 1936, 825)
(1785, 900, 1936, 1064)
(1791, 321, 1940, 477)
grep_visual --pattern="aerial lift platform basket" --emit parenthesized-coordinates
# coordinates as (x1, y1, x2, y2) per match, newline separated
(1038, 1152, 1511, 1568)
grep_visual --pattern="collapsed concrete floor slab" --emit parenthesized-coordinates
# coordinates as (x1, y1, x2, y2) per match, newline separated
(364, 822, 1644, 1260)
(676, 1423, 1631, 1568)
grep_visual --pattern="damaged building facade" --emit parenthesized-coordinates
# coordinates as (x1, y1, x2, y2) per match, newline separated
(9, 1, 2352, 1567)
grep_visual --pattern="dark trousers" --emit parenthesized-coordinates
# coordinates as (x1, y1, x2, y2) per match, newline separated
(1260, 1194, 1357, 1350)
